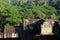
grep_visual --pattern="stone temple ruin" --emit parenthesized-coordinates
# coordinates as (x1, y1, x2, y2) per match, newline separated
(0, 18, 60, 38)
(23, 19, 60, 36)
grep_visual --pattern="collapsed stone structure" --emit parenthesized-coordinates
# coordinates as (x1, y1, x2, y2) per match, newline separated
(23, 19, 60, 36)
(22, 18, 60, 40)
(0, 18, 60, 38)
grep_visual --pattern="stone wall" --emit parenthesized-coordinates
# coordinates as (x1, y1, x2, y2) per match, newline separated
(41, 19, 54, 35)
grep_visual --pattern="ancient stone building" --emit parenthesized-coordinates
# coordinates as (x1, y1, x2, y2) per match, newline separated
(23, 19, 54, 35)
(4, 26, 18, 38)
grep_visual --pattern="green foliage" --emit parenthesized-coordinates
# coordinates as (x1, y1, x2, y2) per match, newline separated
(23, 9, 34, 19)
(0, 0, 60, 26)
(0, 1, 22, 26)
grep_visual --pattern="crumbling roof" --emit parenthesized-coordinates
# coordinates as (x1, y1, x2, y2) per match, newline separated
(23, 19, 41, 26)
(23, 19, 58, 28)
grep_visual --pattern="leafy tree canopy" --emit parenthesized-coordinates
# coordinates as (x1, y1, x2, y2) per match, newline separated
(0, 0, 60, 26)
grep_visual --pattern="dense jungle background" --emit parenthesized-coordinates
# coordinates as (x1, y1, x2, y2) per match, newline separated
(0, 0, 60, 26)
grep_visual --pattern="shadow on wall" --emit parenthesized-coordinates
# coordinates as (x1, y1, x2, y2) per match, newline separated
(53, 21, 60, 38)
(26, 19, 44, 34)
